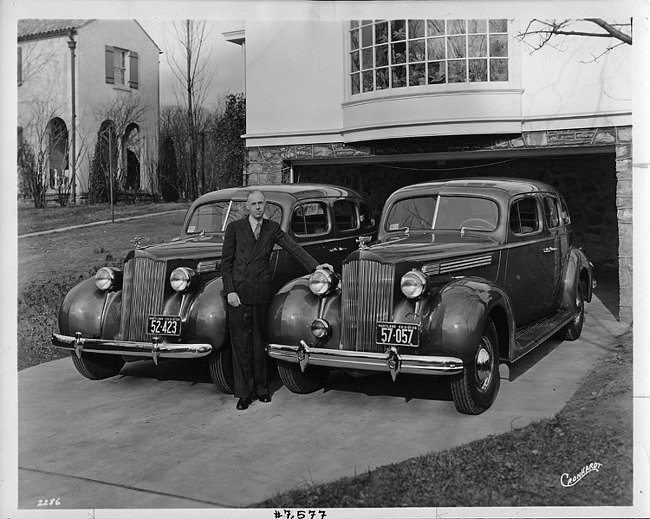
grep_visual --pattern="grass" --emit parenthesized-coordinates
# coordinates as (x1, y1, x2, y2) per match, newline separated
(17, 201, 634, 509)
(17, 198, 190, 236)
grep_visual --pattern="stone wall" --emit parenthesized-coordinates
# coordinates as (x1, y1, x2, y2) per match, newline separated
(245, 126, 633, 322)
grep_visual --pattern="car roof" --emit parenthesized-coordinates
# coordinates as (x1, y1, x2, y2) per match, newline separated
(390, 177, 559, 199)
(192, 183, 365, 205)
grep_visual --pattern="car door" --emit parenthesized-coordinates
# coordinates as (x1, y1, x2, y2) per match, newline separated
(503, 195, 558, 326)
(272, 200, 338, 290)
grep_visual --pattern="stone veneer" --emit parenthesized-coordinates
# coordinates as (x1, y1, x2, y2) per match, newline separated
(245, 126, 633, 323)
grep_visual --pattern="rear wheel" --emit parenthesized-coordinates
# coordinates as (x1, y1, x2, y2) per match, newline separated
(277, 360, 330, 393)
(450, 317, 500, 415)
(71, 352, 125, 380)
(208, 346, 234, 394)
(557, 282, 585, 341)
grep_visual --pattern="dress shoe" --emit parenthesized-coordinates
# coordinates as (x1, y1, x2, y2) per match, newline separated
(258, 393, 271, 403)
(236, 398, 251, 410)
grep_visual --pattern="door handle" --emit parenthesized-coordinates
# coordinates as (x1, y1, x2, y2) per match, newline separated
(542, 247, 558, 253)
(329, 247, 346, 253)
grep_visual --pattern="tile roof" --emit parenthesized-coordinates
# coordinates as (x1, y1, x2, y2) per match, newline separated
(17, 19, 94, 40)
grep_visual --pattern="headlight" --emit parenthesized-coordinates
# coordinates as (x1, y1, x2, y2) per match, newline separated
(400, 270, 429, 299)
(95, 267, 122, 291)
(309, 268, 338, 297)
(170, 267, 197, 292)
(311, 318, 331, 340)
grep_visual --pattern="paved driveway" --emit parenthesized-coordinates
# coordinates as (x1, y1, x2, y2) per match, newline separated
(17, 292, 626, 510)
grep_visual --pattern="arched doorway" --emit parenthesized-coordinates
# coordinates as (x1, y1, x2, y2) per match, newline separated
(124, 123, 141, 194)
(47, 117, 68, 191)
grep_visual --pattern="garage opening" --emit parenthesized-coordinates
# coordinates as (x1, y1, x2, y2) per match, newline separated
(294, 152, 619, 317)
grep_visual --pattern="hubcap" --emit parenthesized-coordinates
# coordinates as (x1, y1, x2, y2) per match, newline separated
(574, 293, 584, 326)
(475, 337, 494, 393)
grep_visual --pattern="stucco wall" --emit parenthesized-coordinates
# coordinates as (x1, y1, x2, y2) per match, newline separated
(243, 19, 632, 146)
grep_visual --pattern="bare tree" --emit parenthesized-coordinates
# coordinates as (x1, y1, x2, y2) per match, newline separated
(93, 95, 149, 219)
(518, 19, 632, 60)
(18, 99, 69, 208)
(165, 20, 216, 199)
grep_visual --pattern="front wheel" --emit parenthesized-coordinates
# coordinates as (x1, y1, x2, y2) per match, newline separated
(277, 360, 330, 393)
(208, 346, 234, 394)
(450, 317, 500, 415)
(71, 352, 125, 380)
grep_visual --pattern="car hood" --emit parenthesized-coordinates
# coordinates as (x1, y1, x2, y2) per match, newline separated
(136, 235, 225, 261)
(359, 231, 499, 264)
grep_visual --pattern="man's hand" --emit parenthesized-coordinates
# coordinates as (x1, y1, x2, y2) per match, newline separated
(227, 292, 241, 307)
(317, 263, 334, 271)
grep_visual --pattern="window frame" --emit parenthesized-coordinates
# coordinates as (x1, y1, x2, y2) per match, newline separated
(349, 18, 509, 97)
(290, 201, 331, 238)
(509, 196, 543, 236)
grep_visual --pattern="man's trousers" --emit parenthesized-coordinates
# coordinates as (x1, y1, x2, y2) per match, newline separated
(228, 303, 269, 400)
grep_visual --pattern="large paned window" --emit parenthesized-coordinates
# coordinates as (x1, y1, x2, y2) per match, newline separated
(350, 19, 508, 95)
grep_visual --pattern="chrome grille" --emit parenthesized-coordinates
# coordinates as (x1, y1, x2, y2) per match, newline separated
(341, 259, 395, 352)
(120, 256, 166, 341)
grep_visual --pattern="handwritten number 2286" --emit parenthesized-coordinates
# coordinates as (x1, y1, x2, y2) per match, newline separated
(37, 498, 61, 506)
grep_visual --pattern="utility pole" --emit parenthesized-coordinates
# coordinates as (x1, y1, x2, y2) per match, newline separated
(67, 32, 77, 204)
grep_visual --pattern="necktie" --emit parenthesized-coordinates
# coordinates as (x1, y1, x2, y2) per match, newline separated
(254, 221, 261, 240)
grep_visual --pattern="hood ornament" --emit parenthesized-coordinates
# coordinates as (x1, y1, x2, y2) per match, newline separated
(357, 235, 372, 250)
(131, 236, 150, 249)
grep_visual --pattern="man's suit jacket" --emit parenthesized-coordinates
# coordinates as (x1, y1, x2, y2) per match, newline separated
(221, 217, 319, 305)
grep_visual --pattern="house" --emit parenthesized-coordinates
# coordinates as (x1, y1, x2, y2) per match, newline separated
(225, 17, 634, 322)
(17, 19, 160, 204)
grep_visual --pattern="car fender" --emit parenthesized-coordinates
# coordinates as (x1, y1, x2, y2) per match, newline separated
(562, 247, 593, 311)
(58, 277, 108, 339)
(185, 277, 229, 350)
(416, 277, 515, 363)
(267, 276, 343, 347)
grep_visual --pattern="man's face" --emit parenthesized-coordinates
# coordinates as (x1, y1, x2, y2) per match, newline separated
(246, 192, 266, 220)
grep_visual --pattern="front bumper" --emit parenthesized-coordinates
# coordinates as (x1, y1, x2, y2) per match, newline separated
(267, 340, 464, 380)
(52, 333, 212, 365)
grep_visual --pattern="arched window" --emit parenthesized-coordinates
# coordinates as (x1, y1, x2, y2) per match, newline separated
(47, 118, 68, 189)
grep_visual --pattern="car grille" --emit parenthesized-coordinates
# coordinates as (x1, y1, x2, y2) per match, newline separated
(341, 259, 395, 352)
(119, 256, 167, 341)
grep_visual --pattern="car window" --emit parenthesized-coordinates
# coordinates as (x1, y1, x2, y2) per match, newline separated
(385, 196, 437, 231)
(433, 196, 498, 231)
(560, 197, 572, 225)
(186, 201, 282, 234)
(359, 202, 375, 231)
(509, 197, 540, 234)
(543, 196, 561, 229)
(291, 202, 330, 236)
(334, 200, 359, 232)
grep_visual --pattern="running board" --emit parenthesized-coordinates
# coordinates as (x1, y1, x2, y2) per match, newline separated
(511, 310, 575, 362)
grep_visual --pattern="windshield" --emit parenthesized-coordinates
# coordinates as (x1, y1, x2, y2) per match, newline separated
(385, 195, 499, 232)
(185, 200, 283, 234)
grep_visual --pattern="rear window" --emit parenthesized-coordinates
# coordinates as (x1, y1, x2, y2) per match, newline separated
(291, 202, 329, 236)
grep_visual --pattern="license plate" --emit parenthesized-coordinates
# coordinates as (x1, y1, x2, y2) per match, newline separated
(376, 321, 419, 347)
(147, 315, 181, 337)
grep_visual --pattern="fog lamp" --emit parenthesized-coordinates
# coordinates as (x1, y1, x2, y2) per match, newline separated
(400, 270, 429, 299)
(311, 318, 331, 340)
(95, 267, 122, 291)
(170, 267, 197, 292)
(309, 268, 338, 297)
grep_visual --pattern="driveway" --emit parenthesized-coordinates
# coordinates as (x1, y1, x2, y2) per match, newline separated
(17, 290, 626, 510)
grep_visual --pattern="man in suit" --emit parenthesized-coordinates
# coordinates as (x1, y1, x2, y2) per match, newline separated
(222, 190, 331, 410)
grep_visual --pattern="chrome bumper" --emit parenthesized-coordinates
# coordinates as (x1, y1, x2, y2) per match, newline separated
(52, 332, 212, 365)
(267, 340, 464, 380)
